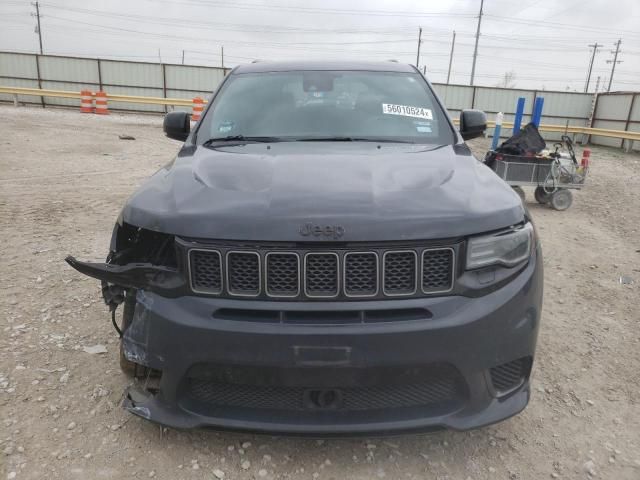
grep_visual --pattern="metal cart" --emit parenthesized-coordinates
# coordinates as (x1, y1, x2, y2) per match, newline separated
(485, 136, 588, 211)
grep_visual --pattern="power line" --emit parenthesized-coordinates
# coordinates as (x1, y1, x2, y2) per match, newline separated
(485, 14, 640, 38)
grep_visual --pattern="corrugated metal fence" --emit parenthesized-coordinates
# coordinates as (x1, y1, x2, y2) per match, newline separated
(590, 92, 640, 150)
(0, 51, 637, 148)
(0, 51, 228, 113)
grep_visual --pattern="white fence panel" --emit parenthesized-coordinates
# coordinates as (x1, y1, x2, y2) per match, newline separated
(432, 84, 473, 112)
(100, 60, 163, 89)
(0, 52, 37, 78)
(473, 87, 536, 114)
(39, 56, 98, 83)
(165, 64, 225, 92)
(595, 94, 633, 120)
(538, 91, 592, 118)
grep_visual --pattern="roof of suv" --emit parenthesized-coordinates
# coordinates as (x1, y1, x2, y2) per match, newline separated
(233, 60, 417, 74)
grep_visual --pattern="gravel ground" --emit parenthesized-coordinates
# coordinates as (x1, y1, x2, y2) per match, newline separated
(1, 105, 639, 480)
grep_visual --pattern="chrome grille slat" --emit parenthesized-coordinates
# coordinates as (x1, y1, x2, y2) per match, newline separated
(187, 244, 455, 300)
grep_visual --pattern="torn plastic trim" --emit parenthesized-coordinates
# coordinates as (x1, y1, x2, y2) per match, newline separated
(122, 384, 200, 429)
(65, 256, 187, 297)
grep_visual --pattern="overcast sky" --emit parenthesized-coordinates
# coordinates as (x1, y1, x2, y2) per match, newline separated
(1, 0, 639, 92)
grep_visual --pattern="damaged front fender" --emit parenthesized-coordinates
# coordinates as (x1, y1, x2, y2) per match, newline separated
(65, 256, 187, 297)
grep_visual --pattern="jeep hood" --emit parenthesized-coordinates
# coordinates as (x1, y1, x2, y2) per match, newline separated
(121, 142, 524, 242)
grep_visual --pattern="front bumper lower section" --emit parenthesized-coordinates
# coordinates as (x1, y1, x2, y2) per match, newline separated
(116, 248, 542, 435)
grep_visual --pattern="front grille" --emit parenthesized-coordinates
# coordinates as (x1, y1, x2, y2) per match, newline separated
(227, 252, 260, 296)
(186, 242, 456, 301)
(344, 252, 378, 297)
(186, 365, 464, 412)
(490, 357, 532, 393)
(383, 251, 417, 295)
(305, 253, 339, 297)
(189, 249, 222, 294)
(422, 248, 455, 293)
(266, 253, 299, 297)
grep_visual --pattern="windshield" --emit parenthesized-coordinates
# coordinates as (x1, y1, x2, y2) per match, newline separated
(197, 70, 454, 145)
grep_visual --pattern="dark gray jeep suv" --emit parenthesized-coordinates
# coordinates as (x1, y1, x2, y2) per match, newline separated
(67, 61, 543, 435)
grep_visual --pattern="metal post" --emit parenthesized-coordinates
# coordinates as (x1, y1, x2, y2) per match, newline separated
(607, 39, 622, 92)
(584, 43, 601, 93)
(97, 58, 103, 92)
(532, 97, 545, 127)
(447, 31, 456, 85)
(622, 93, 636, 150)
(416, 27, 422, 68)
(586, 93, 600, 145)
(513, 97, 525, 135)
(161, 63, 167, 113)
(35, 53, 44, 108)
(491, 112, 503, 150)
(470, 0, 483, 86)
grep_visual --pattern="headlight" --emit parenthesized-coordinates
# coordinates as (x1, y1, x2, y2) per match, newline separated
(466, 222, 533, 269)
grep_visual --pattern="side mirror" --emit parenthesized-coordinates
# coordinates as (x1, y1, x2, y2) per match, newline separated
(459, 109, 487, 140)
(163, 111, 191, 141)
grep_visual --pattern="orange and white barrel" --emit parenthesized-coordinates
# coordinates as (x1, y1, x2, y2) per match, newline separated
(80, 90, 94, 113)
(95, 91, 109, 115)
(192, 97, 204, 121)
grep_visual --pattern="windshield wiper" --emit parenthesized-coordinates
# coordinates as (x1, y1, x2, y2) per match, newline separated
(202, 135, 284, 145)
(294, 136, 414, 143)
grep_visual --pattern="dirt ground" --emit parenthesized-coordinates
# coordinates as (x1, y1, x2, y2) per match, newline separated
(1, 105, 639, 480)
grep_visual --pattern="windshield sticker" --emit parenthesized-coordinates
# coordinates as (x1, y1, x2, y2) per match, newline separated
(218, 121, 234, 133)
(413, 120, 432, 133)
(382, 103, 433, 120)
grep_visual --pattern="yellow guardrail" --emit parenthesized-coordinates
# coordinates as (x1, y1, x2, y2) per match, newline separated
(0, 86, 197, 107)
(2, 86, 639, 142)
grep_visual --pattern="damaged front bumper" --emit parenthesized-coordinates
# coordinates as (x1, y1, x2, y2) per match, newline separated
(102, 248, 542, 435)
(65, 256, 186, 297)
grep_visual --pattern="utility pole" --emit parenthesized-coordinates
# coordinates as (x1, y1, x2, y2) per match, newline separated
(606, 39, 622, 92)
(158, 48, 162, 63)
(31, 1, 43, 54)
(594, 75, 601, 93)
(416, 27, 422, 68)
(470, 0, 483, 85)
(181, 50, 185, 65)
(447, 30, 456, 84)
(221, 45, 224, 68)
(584, 42, 601, 92)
